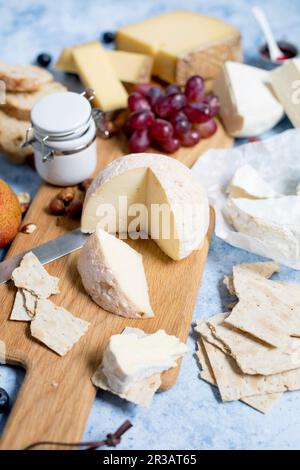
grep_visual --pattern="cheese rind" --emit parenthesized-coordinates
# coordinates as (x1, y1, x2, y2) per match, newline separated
(270, 59, 300, 128)
(116, 11, 242, 84)
(214, 62, 284, 137)
(227, 164, 280, 199)
(55, 42, 153, 83)
(81, 153, 209, 260)
(72, 43, 128, 111)
(78, 227, 154, 318)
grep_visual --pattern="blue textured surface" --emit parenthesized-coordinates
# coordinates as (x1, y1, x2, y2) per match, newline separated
(1, 0, 300, 450)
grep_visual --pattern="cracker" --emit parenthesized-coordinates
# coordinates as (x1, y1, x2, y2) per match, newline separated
(0, 62, 53, 92)
(92, 367, 161, 407)
(12, 252, 60, 298)
(30, 298, 90, 356)
(22, 289, 37, 317)
(227, 268, 300, 347)
(208, 312, 300, 376)
(223, 261, 279, 297)
(196, 339, 281, 413)
(0, 110, 32, 164)
(10, 289, 32, 321)
(3, 81, 67, 120)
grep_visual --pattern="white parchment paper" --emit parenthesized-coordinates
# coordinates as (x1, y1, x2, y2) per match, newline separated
(192, 129, 300, 269)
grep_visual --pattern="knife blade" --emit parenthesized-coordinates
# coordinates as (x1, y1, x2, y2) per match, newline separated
(0, 228, 88, 285)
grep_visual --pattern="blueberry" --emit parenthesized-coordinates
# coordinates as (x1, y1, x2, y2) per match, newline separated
(101, 31, 115, 44)
(0, 388, 9, 413)
(36, 53, 52, 68)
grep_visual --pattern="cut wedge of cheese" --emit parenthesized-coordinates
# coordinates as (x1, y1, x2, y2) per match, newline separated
(116, 11, 242, 84)
(56, 42, 153, 83)
(214, 62, 284, 137)
(227, 196, 300, 262)
(78, 227, 154, 318)
(81, 153, 209, 260)
(227, 164, 280, 199)
(72, 43, 128, 111)
(270, 59, 300, 128)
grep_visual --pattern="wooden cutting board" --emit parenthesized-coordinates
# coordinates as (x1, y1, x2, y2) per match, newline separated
(0, 123, 232, 450)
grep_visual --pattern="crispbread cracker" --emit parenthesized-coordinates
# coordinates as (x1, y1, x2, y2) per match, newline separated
(196, 339, 281, 413)
(223, 261, 279, 297)
(22, 289, 37, 317)
(12, 252, 59, 298)
(227, 268, 300, 346)
(31, 298, 90, 356)
(0, 110, 32, 163)
(0, 62, 53, 92)
(195, 315, 228, 354)
(3, 81, 67, 120)
(208, 312, 300, 376)
(92, 368, 161, 407)
(10, 289, 31, 321)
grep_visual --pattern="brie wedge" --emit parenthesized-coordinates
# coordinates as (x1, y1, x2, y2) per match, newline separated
(93, 327, 188, 396)
(214, 61, 284, 137)
(270, 59, 300, 128)
(81, 153, 209, 260)
(227, 196, 300, 261)
(78, 227, 154, 318)
(227, 164, 280, 199)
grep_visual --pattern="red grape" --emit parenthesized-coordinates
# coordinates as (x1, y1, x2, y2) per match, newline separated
(197, 119, 217, 138)
(203, 95, 220, 117)
(185, 75, 205, 102)
(128, 92, 151, 112)
(170, 110, 187, 121)
(129, 129, 151, 152)
(155, 93, 186, 118)
(146, 86, 164, 107)
(166, 84, 181, 95)
(180, 129, 201, 147)
(134, 83, 153, 96)
(173, 117, 190, 137)
(183, 103, 212, 123)
(127, 110, 155, 130)
(158, 137, 180, 153)
(150, 119, 173, 141)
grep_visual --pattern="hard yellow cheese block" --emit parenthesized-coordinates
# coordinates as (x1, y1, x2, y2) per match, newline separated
(55, 42, 153, 83)
(116, 11, 242, 84)
(72, 43, 128, 111)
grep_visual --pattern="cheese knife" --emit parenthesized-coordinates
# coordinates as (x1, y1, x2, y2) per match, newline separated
(0, 228, 88, 285)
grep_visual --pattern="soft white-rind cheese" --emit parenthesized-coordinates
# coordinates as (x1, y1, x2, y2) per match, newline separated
(78, 227, 154, 318)
(81, 153, 209, 260)
(214, 62, 284, 137)
(92, 327, 189, 401)
(227, 164, 280, 199)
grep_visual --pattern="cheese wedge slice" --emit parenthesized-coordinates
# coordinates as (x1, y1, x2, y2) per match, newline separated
(270, 59, 300, 128)
(227, 164, 280, 199)
(214, 62, 284, 137)
(81, 153, 209, 260)
(56, 42, 153, 83)
(78, 227, 154, 318)
(72, 43, 128, 111)
(227, 196, 300, 262)
(116, 11, 242, 84)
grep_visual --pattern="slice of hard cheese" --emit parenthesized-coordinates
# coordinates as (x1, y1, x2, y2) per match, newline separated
(270, 59, 300, 128)
(214, 62, 284, 137)
(78, 227, 154, 318)
(81, 153, 209, 260)
(116, 11, 242, 84)
(56, 42, 153, 83)
(72, 43, 128, 111)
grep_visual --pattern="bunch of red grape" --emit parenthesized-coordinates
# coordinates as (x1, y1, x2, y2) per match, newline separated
(124, 75, 220, 153)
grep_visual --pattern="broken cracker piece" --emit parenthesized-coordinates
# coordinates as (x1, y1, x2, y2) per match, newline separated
(30, 298, 90, 356)
(196, 338, 280, 413)
(12, 252, 59, 298)
(10, 289, 32, 321)
(22, 289, 37, 317)
(223, 261, 279, 297)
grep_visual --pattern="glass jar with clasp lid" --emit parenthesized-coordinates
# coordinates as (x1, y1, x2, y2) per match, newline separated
(22, 89, 108, 186)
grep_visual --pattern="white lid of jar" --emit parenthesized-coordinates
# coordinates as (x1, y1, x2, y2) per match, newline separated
(31, 91, 92, 137)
